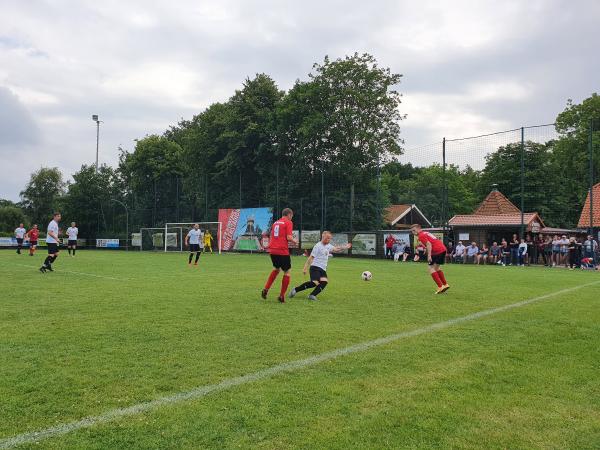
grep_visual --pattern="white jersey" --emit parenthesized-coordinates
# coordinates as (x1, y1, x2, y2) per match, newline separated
(46, 220, 59, 244)
(187, 229, 203, 245)
(66, 227, 78, 240)
(15, 227, 26, 239)
(310, 242, 334, 270)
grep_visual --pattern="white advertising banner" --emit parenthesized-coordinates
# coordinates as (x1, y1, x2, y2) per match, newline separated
(96, 238, 120, 248)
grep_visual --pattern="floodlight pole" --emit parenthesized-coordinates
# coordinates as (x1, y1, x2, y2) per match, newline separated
(590, 118, 594, 234)
(92, 115, 102, 172)
(110, 199, 129, 251)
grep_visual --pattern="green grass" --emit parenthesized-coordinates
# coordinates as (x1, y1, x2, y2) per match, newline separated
(1, 249, 600, 449)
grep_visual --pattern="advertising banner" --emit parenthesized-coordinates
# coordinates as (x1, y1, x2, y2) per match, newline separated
(383, 232, 410, 253)
(352, 233, 377, 255)
(331, 233, 349, 254)
(96, 239, 120, 248)
(0, 237, 17, 246)
(218, 207, 273, 251)
(300, 230, 321, 249)
(414, 231, 444, 250)
(132, 233, 141, 247)
(289, 230, 300, 249)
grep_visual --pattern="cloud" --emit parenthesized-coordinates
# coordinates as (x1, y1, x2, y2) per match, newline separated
(0, 0, 599, 201)
(0, 86, 41, 147)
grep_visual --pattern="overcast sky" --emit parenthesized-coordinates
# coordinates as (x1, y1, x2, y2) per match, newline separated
(1, 0, 599, 201)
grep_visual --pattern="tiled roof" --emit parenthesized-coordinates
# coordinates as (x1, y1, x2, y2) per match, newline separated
(449, 213, 542, 227)
(577, 183, 600, 228)
(384, 205, 411, 224)
(474, 190, 521, 215)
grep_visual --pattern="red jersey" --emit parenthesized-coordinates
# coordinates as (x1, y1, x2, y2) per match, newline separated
(417, 231, 447, 255)
(27, 228, 39, 241)
(269, 217, 293, 255)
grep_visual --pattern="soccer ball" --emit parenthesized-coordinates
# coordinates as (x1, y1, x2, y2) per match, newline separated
(361, 271, 372, 281)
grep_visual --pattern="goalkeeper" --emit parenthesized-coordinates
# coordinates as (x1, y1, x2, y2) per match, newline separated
(203, 230, 213, 253)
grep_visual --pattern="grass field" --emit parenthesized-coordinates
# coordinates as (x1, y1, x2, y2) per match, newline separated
(1, 249, 600, 449)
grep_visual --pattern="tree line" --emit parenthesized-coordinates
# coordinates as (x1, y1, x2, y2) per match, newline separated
(1, 52, 598, 238)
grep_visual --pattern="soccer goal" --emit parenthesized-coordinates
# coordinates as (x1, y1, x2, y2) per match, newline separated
(163, 222, 222, 254)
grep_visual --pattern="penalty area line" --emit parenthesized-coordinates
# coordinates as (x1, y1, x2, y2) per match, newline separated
(1, 280, 599, 449)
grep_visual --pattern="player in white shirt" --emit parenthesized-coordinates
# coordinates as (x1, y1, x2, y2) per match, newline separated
(66, 222, 79, 256)
(14, 223, 26, 254)
(40, 212, 61, 273)
(184, 224, 203, 266)
(289, 231, 351, 301)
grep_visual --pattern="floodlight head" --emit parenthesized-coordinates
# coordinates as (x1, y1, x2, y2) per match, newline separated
(92, 114, 98, 121)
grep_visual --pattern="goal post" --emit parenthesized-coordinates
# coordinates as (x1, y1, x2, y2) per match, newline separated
(164, 222, 222, 254)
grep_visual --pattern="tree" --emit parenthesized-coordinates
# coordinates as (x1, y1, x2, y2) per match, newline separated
(62, 165, 125, 239)
(278, 53, 405, 229)
(20, 167, 65, 226)
(477, 141, 563, 223)
(119, 135, 184, 225)
(385, 165, 479, 226)
(0, 206, 28, 233)
(552, 93, 600, 227)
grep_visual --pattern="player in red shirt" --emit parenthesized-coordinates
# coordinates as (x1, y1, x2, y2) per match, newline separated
(262, 208, 299, 303)
(25, 224, 39, 256)
(410, 224, 450, 294)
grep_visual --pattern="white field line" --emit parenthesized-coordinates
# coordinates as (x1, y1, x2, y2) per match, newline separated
(10, 263, 128, 282)
(1, 280, 599, 449)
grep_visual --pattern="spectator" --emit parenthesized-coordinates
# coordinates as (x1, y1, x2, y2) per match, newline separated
(518, 238, 528, 266)
(510, 234, 520, 266)
(453, 241, 466, 263)
(580, 257, 595, 270)
(445, 241, 454, 263)
(402, 242, 411, 262)
(392, 241, 400, 262)
(489, 241, 501, 265)
(542, 236, 552, 266)
(385, 235, 395, 259)
(526, 234, 535, 265)
(414, 243, 426, 262)
(500, 238, 510, 266)
(551, 236, 560, 267)
(466, 242, 479, 264)
(576, 237, 583, 268)
(567, 237, 578, 270)
(477, 243, 489, 265)
(583, 235, 598, 263)
(559, 234, 569, 267)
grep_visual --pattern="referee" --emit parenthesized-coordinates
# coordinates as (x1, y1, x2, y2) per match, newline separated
(40, 212, 61, 273)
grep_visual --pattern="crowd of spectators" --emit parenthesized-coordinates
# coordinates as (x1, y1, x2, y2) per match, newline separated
(445, 233, 599, 270)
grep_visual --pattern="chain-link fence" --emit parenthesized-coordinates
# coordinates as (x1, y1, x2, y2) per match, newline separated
(79, 121, 599, 259)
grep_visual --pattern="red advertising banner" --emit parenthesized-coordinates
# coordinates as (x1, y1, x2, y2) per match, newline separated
(218, 208, 241, 251)
(218, 207, 273, 251)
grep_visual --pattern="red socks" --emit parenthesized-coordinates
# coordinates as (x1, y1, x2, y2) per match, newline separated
(280, 274, 291, 297)
(431, 272, 443, 288)
(265, 270, 279, 289)
(437, 270, 447, 285)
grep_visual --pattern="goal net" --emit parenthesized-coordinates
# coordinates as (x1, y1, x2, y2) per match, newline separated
(139, 227, 177, 251)
(163, 222, 222, 254)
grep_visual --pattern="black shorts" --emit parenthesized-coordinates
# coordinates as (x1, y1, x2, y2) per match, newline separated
(309, 266, 327, 281)
(189, 243, 200, 252)
(271, 254, 291, 271)
(30, 241, 38, 247)
(16, 238, 23, 245)
(68, 240, 77, 246)
(428, 251, 446, 266)
(47, 243, 59, 254)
